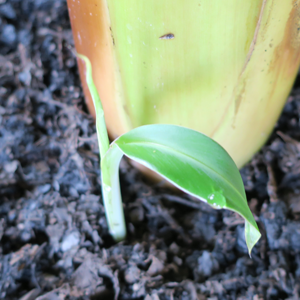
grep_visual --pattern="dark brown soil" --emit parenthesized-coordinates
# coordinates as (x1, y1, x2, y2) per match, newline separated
(1, 1, 300, 299)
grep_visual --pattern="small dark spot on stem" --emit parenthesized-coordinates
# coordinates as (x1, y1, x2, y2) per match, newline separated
(159, 33, 175, 40)
(123, 105, 130, 117)
(109, 27, 115, 45)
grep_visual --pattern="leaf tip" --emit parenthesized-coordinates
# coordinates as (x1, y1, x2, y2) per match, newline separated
(75, 52, 91, 70)
(245, 221, 261, 257)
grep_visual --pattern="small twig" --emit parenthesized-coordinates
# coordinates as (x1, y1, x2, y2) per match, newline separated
(159, 194, 202, 209)
(31, 263, 41, 291)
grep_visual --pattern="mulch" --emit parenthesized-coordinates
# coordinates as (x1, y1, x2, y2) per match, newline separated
(1, 1, 300, 299)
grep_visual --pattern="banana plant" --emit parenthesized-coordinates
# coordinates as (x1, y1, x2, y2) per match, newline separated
(67, 0, 300, 168)
(78, 54, 260, 255)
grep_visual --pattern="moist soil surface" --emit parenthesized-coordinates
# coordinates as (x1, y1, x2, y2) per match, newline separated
(1, 1, 300, 299)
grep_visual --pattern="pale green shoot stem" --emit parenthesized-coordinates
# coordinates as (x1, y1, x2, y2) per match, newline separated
(101, 145, 126, 241)
(77, 54, 126, 241)
(77, 54, 110, 157)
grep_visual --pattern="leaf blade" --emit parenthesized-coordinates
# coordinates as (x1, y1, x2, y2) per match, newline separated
(114, 124, 261, 253)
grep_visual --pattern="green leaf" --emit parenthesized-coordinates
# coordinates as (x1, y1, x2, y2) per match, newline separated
(109, 124, 260, 254)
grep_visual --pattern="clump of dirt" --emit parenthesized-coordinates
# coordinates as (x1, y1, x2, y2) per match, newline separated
(1, 1, 300, 299)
